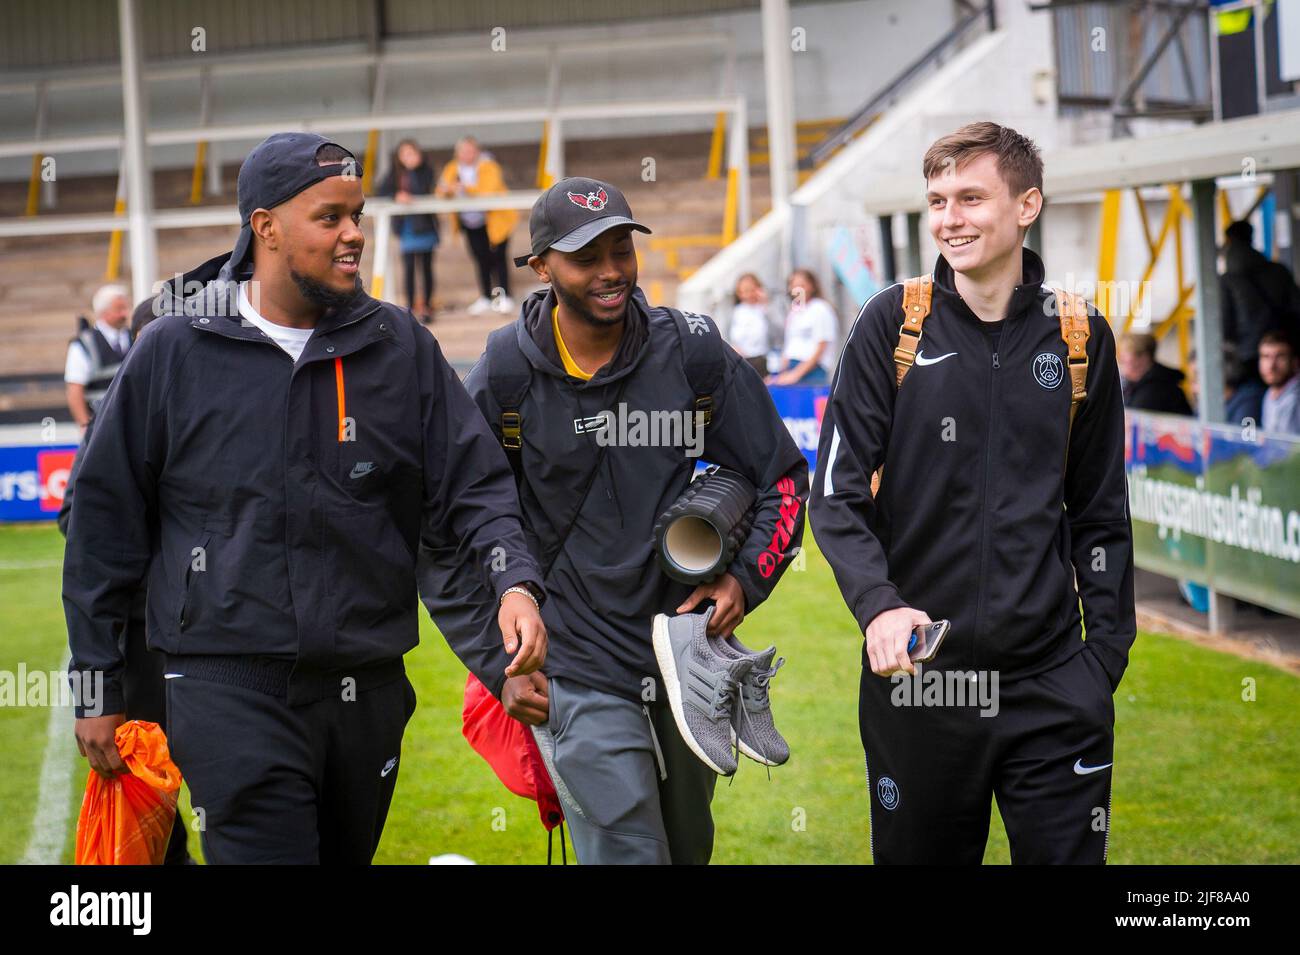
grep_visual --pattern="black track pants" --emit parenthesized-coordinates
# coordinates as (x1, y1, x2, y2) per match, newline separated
(165, 670, 416, 864)
(462, 224, 509, 298)
(859, 647, 1115, 865)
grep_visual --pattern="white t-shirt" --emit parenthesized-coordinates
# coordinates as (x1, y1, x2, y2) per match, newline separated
(782, 297, 838, 373)
(728, 302, 770, 359)
(457, 161, 486, 229)
(64, 320, 131, 385)
(239, 282, 314, 362)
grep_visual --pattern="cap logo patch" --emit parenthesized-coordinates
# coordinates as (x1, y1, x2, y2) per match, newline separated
(567, 188, 608, 212)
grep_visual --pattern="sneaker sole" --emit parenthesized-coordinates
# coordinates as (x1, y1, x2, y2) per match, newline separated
(651, 614, 734, 776)
(732, 727, 783, 766)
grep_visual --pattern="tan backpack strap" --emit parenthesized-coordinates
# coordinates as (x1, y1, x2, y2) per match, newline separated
(874, 276, 934, 496)
(1054, 288, 1091, 433)
(894, 276, 933, 388)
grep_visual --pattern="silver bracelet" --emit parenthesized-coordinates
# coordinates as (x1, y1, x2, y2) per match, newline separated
(500, 585, 539, 611)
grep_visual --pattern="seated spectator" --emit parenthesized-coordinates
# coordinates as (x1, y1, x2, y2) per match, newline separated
(1187, 346, 1265, 429)
(65, 283, 132, 428)
(728, 272, 772, 378)
(375, 138, 440, 325)
(1220, 220, 1300, 377)
(1259, 330, 1300, 435)
(1117, 332, 1192, 415)
(436, 136, 517, 315)
(768, 269, 837, 386)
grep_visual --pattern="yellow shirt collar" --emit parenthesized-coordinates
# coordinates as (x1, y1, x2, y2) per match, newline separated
(552, 305, 594, 381)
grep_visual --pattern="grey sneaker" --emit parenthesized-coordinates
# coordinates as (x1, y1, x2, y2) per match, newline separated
(713, 635, 789, 766)
(652, 608, 751, 776)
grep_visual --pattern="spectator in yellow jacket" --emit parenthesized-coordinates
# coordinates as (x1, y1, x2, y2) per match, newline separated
(437, 137, 518, 315)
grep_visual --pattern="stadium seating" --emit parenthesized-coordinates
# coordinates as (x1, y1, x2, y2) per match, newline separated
(0, 130, 771, 419)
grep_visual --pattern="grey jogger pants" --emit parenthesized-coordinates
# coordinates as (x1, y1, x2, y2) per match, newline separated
(532, 675, 717, 864)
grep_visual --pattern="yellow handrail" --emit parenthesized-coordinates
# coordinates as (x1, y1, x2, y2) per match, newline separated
(190, 141, 207, 205)
(362, 129, 378, 193)
(25, 153, 42, 217)
(707, 111, 726, 180)
(104, 195, 126, 280)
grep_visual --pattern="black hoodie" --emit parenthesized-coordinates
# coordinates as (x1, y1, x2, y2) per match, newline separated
(810, 249, 1136, 689)
(1122, 361, 1192, 416)
(1220, 240, 1300, 368)
(422, 286, 808, 702)
(63, 252, 541, 714)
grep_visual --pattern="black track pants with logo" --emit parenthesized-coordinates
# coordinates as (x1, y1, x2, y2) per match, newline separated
(165, 671, 416, 864)
(860, 647, 1115, 864)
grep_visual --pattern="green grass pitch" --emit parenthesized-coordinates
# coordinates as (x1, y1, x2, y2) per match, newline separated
(1, 522, 1296, 864)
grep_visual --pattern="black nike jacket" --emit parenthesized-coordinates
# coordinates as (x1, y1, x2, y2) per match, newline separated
(63, 252, 542, 715)
(810, 249, 1136, 689)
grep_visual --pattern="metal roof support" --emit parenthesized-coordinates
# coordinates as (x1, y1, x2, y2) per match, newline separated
(760, 0, 796, 213)
(117, 0, 158, 306)
(1110, 1, 1198, 136)
(878, 215, 898, 285)
(1190, 178, 1224, 424)
(728, 96, 751, 234)
(36, 81, 55, 211)
(905, 211, 923, 277)
(1190, 176, 1234, 634)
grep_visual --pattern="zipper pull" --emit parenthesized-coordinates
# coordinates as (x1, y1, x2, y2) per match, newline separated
(992, 352, 1000, 370)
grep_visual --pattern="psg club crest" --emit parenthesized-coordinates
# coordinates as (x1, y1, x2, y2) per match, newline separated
(1033, 352, 1064, 390)
(876, 776, 900, 811)
(567, 188, 608, 212)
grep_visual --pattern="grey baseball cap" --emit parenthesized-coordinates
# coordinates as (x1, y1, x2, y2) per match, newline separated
(513, 177, 651, 267)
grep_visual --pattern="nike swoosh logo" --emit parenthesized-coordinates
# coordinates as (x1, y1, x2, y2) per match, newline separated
(349, 463, 375, 479)
(914, 350, 957, 366)
(1073, 759, 1113, 775)
(381, 758, 398, 777)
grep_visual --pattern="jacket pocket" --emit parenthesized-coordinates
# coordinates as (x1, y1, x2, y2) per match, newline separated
(178, 531, 212, 632)
(561, 557, 666, 623)
(325, 502, 417, 637)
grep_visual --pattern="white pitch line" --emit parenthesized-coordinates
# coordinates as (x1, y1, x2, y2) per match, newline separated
(20, 654, 78, 865)
(0, 560, 63, 571)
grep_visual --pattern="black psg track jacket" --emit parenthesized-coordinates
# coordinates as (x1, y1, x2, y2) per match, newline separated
(810, 249, 1136, 689)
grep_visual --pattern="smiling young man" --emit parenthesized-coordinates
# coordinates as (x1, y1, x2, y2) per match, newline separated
(810, 122, 1135, 863)
(420, 177, 807, 864)
(63, 132, 546, 864)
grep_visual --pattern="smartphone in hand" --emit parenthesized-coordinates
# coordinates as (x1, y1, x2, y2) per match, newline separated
(907, 620, 951, 663)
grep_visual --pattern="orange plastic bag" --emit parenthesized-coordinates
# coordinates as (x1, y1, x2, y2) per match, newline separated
(75, 720, 183, 865)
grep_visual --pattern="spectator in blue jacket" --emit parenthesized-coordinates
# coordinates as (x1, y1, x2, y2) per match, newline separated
(375, 139, 440, 324)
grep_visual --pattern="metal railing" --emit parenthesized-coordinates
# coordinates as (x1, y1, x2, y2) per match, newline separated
(802, 0, 998, 169)
(0, 192, 540, 303)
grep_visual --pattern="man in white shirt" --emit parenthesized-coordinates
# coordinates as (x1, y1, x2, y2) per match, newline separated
(1259, 331, 1300, 435)
(65, 284, 132, 427)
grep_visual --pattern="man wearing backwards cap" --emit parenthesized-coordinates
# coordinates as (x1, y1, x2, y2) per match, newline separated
(63, 132, 547, 864)
(421, 177, 808, 863)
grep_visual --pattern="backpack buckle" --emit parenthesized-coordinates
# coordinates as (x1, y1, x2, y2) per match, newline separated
(694, 395, 713, 426)
(501, 411, 522, 450)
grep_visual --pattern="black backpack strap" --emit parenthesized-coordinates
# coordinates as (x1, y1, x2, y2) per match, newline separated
(664, 306, 726, 428)
(485, 324, 532, 480)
